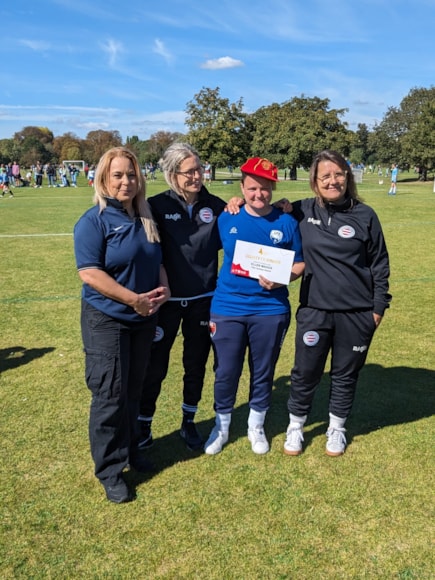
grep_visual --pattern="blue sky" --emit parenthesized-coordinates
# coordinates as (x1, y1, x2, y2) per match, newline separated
(1, 0, 434, 141)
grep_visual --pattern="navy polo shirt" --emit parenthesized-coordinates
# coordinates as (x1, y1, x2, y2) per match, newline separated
(74, 198, 162, 322)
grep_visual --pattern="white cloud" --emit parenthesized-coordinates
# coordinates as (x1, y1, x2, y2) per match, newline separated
(153, 39, 173, 64)
(100, 39, 124, 67)
(19, 39, 51, 51)
(200, 56, 244, 70)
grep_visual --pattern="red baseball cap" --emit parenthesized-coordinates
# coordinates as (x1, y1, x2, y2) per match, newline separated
(240, 157, 279, 182)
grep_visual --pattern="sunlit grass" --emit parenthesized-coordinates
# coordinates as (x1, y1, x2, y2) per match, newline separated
(0, 171, 434, 578)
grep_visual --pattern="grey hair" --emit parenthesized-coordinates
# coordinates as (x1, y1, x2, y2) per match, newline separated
(159, 142, 200, 195)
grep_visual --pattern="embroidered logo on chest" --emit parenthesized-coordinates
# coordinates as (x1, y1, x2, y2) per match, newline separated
(270, 229, 283, 244)
(338, 225, 356, 239)
(199, 207, 214, 223)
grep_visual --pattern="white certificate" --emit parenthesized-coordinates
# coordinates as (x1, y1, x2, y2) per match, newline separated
(231, 240, 295, 285)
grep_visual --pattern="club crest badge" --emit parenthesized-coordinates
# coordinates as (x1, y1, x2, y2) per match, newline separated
(153, 326, 164, 342)
(199, 207, 214, 224)
(303, 331, 320, 346)
(270, 229, 283, 244)
(338, 225, 356, 239)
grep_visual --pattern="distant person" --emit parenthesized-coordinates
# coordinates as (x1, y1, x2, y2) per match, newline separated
(282, 150, 391, 457)
(88, 165, 95, 186)
(46, 163, 56, 187)
(203, 161, 212, 186)
(74, 146, 170, 503)
(204, 157, 304, 456)
(70, 165, 79, 187)
(388, 163, 398, 195)
(34, 161, 44, 188)
(1, 182, 13, 198)
(11, 161, 21, 186)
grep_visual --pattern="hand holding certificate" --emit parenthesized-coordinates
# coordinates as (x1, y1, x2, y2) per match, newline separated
(231, 240, 295, 285)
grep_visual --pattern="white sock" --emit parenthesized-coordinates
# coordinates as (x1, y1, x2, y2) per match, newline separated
(216, 412, 231, 434)
(248, 409, 267, 430)
(289, 413, 307, 428)
(329, 413, 346, 430)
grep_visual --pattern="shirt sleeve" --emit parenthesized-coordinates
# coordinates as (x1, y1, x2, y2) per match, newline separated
(74, 211, 106, 271)
(367, 210, 392, 315)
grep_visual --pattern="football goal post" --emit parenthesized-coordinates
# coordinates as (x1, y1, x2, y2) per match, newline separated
(62, 160, 86, 172)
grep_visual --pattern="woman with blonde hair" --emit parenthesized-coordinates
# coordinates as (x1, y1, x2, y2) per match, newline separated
(74, 147, 170, 503)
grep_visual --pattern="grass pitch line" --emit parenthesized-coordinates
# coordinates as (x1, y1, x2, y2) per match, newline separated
(0, 233, 72, 238)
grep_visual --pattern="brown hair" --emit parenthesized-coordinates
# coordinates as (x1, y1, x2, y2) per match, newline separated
(309, 150, 363, 206)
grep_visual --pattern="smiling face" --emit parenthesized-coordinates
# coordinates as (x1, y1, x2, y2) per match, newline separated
(107, 156, 138, 211)
(314, 160, 348, 204)
(174, 155, 203, 200)
(240, 174, 273, 216)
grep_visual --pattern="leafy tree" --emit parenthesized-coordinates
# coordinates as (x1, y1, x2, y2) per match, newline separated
(52, 132, 84, 164)
(14, 126, 54, 146)
(19, 136, 51, 166)
(399, 87, 435, 177)
(251, 96, 350, 177)
(12, 126, 54, 166)
(370, 86, 435, 175)
(147, 131, 184, 164)
(82, 130, 122, 164)
(185, 87, 252, 175)
(0, 139, 16, 164)
(350, 123, 371, 164)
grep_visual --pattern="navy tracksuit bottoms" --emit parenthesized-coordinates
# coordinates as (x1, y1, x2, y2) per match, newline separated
(210, 312, 290, 414)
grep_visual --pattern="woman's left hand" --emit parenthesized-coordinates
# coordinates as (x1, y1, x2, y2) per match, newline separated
(373, 313, 383, 328)
(147, 286, 171, 316)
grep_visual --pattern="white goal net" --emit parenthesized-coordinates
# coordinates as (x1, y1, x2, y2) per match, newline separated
(62, 160, 86, 172)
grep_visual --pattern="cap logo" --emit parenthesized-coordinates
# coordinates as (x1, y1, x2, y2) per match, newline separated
(254, 159, 273, 172)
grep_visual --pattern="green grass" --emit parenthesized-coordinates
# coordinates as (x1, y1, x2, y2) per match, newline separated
(0, 170, 434, 578)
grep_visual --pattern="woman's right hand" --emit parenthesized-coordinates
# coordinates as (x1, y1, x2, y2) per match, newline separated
(133, 286, 171, 317)
(273, 198, 293, 213)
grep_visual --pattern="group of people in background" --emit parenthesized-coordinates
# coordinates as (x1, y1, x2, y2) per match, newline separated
(74, 142, 391, 503)
(0, 161, 83, 189)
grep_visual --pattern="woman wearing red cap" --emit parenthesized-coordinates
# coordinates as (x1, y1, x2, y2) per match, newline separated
(204, 158, 305, 455)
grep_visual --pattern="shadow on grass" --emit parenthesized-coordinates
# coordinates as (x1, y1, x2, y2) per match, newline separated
(270, 363, 435, 451)
(0, 345, 55, 374)
(126, 362, 435, 489)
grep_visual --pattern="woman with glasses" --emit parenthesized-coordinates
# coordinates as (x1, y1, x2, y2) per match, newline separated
(283, 149, 391, 457)
(138, 143, 228, 451)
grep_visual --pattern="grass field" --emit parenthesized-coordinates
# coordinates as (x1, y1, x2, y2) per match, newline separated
(0, 168, 434, 579)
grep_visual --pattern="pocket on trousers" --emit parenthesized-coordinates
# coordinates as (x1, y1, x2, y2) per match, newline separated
(84, 348, 121, 399)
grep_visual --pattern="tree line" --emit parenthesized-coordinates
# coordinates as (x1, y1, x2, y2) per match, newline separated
(0, 86, 433, 179)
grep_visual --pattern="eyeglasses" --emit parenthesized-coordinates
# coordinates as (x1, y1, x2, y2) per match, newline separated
(176, 166, 203, 178)
(316, 171, 347, 184)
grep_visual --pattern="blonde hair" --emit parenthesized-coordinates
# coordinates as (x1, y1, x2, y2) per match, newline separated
(93, 147, 159, 243)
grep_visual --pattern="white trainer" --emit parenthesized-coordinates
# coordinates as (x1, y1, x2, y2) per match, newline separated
(248, 425, 270, 455)
(283, 426, 304, 456)
(204, 427, 228, 455)
(325, 427, 347, 456)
